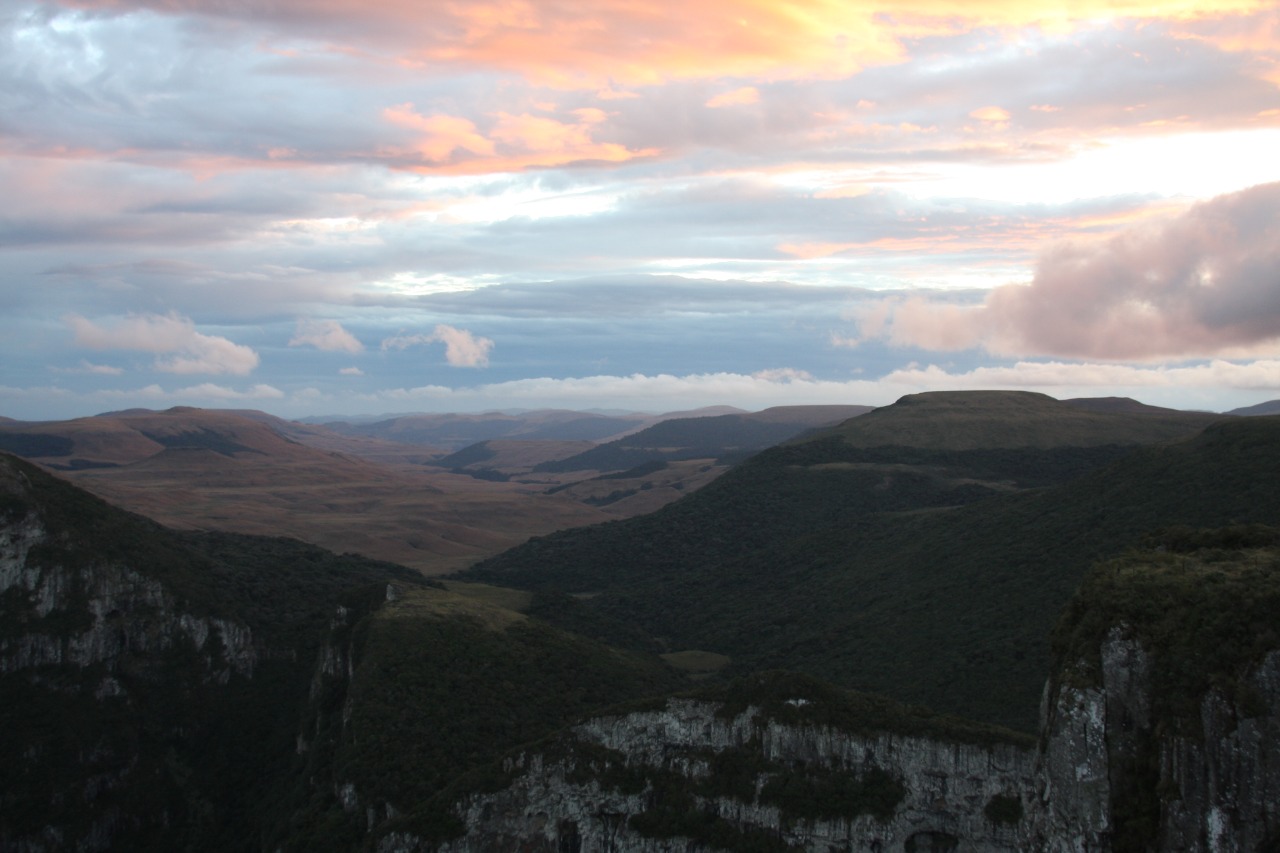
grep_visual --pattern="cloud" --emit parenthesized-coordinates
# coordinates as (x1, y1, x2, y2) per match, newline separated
(707, 87, 760, 108)
(44, 0, 1275, 91)
(66, 311, 260, 375)
(382, 104, 655, 173)
(171, 382, 285, 400)
(381, 324, 495, 367)
(50, 360, 125, 376)
(289, 319, 364, 353)
(339, 366, 364, 376)
(883, 359, 1280, 391)
(968, 106, 1010, 130)
(752, 367, 814, 382)
(850, 181, 1280, 361)
(382, 106, 496, 162)
(356, 358, 1280, 414)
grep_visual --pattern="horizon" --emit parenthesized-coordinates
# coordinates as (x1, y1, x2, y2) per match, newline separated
(4, 2, 1280, 420)
(0, 389, 1251, 425)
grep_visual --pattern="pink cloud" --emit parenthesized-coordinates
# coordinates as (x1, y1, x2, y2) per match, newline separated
(381, 324, 495, 367)
(383, 105, 496, 162)
(55, 0, 1270, 92)
(289, 319, 364, 353)
(851, 181, 1280, 361)
(381, 104, 653, 173)
(67, 312, 260, 375)
(707, 87, 761, 108)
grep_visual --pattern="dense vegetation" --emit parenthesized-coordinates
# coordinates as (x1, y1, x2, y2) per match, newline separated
(466, 410, 1280, 730)
(1053, 524, 1280, 730)
(382, 670, 1025, 848)
(6, 394, 1279, 850)
(535, 411, 840, 473)
(279, 587, 682, 849)
(0, 454, 429, 851)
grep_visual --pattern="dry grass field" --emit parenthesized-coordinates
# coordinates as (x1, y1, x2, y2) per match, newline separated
(2, 408, 614, 575)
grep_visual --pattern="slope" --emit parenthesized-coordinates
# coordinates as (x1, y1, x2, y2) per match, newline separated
(0, 408, 613, 574)
(0, 453, 684, 851)
(536, 404, 872, 473)
(0, 452, 429, 851)
(463, 394, 1261, 731)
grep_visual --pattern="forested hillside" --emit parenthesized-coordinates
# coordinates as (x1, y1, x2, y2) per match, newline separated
(464, 394, 1270, 730)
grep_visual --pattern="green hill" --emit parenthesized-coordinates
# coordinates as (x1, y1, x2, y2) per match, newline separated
(806, 390, 1224, 450)
(536, 405, 871, 473)
(283, 585, 682, 848)
(462, 398, 1277, 731)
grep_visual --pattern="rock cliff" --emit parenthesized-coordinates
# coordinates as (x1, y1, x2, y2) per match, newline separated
(377, 677, 1038, 852)
(0, 453, 421, 851)
(377, 541, 1280, 853)
(1035, 634, 1280, 852)
(4, 446, 1279, 852)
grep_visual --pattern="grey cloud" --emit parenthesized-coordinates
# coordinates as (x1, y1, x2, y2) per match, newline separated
(857, 182, 1280, 360)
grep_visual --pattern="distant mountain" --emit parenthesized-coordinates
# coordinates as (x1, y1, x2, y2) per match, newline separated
(1228, 398, 1280, 416)
(7, 396, 1280, 850)
(806, 390, 1224, 450)
(536, 404, 873, 473)
(1061, 395, 1215, 415)
(0, 407, 612, 574)
(434, 438, 599, 472)
(320, 409, 650, 451)
(319, 406, 754, 452)
(464, 392, 1268, 731)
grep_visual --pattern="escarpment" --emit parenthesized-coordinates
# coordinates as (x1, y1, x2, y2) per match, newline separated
(3, 443, 1280, 852)
(378, 535, 1280, 853)
(377, 678, 1038, 853)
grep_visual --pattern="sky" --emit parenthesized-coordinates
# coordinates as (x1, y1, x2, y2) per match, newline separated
(3, 0, 1280, 420)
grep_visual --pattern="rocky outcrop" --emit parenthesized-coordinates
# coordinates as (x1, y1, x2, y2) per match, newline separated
(380, 693, 1038, 853)
(0, 469, 260, 853)
(0, 511, 256, 680)
(1034, 629, 1280, 852)
(379, 616, 1280, 853)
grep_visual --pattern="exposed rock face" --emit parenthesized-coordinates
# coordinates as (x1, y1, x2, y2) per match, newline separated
(380, 697, 1037, 853)
(1034, 629, 1280, 852)
(0, 466, 260, 852)
(379, 624, 1280, 853)
(0, 511, 255, 679)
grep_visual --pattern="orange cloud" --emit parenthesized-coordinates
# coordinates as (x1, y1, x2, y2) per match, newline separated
(970, 106, 1011, 127)
(383, 103, 654, 173)
(383, 105, 496, 161)
(61, 0, 1271, 90)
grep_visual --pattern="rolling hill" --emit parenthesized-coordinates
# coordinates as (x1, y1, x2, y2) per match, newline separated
(534, 404, 872, 473)
(0, 408, 613, 574)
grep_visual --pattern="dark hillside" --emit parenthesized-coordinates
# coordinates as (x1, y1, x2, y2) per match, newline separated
(537, 405, 870, 473)
(1228, 399, 1280, 416)
(1, 454, 684, 850)
(287, 586, 682, 847)
(808, 390, 1224, 450)
(464, 407, 1280, 731)
(0, 454, 428, 850)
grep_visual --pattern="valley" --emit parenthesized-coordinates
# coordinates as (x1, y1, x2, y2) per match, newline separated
(0, 405, 855, 574)
(2, 390, 1279, 851)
